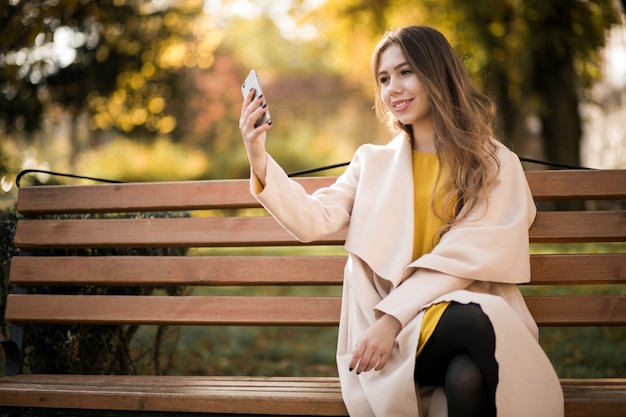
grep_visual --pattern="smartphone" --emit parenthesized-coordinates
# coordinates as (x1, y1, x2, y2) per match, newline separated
(241, 69, 271, 128)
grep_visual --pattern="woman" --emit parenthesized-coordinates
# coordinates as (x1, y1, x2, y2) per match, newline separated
(239, 25, 563, 417)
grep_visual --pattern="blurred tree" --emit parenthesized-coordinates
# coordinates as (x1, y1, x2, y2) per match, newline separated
(447, 0, 621, 167)
(0, 0, 222, 166)
(303, 0, 622, 167)
(1, 0, 620, 183)
(171, 14, 386, 179)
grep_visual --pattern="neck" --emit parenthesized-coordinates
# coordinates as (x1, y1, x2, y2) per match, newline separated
(410, 124, 436, 153)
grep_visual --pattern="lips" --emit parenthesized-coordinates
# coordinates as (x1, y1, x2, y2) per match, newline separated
(392, 99, 413, 111)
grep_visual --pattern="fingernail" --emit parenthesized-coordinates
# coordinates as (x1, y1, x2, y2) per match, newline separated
(349, 368, 353, 372)
(267, 120, 273, 125)
(261, 103, 267, 108)
(356, 372, 361, 375)
(257, 94, 263, 99)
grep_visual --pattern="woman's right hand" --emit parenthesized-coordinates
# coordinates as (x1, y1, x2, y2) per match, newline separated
(239, 88, 272, 185)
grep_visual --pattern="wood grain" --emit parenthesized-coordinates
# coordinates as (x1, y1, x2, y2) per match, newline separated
(15, 170, 626, 215)
(1, 375, 625, 417)
(9, 254, 626, 286)
(6, 294, 626, 326)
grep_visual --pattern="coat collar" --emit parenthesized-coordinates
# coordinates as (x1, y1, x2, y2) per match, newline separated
(344, 134, 416, 287)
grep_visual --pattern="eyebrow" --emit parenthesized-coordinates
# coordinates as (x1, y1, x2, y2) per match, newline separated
(378, 61, 411, 76)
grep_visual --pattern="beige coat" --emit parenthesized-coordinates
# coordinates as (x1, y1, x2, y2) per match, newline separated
(253, 134, 564, 416)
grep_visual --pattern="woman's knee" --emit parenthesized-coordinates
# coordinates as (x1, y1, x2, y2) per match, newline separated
(446, 302, 495, 342)
(445, 354, 484, 395)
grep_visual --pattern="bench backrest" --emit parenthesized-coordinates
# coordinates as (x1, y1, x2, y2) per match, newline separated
(6, 170, 626, 334)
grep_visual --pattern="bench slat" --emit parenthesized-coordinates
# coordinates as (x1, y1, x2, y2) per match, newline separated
(17, 180, 256, 214)
(0, 375, 347, 416)
(525, 169, 626, 200)
(526, 295, 626, 326)
(5, 294, 343, 326)
(15, 170, 626, 215)
(529, 211, 626, 243)
(1, 375, 625, 417)
(6, 294, 626, 326)
(529, 253, 626, 285)
(13, 211, 626, 249)
(562, 378, 626, 417)
(9, 254, 626, 286)
(14, 217, 346, 249)
(8, 256, 347, 286)
(16, 178, 333, 215)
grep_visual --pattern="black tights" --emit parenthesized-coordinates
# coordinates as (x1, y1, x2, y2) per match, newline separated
(414, 302, 498, 417)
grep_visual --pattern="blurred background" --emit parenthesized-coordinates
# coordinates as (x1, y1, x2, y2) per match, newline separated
(1, 0, 625, 379)
(1, 0, 625, 205)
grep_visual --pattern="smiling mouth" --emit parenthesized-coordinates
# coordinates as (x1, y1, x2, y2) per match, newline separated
(393, 99, 413, 110)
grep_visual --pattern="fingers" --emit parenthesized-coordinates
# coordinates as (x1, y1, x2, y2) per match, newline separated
(240, 88, 271, 134)
(239, 90, 270, 149)
(348, 315, 401, 374)
(240, 87, 255, 113)
(375, 352, 390, 371)
(359, 352, 381, 373)
(239, 88, 270, 181)
(348, 342, 364, 372)
(349, 340, 389, 374)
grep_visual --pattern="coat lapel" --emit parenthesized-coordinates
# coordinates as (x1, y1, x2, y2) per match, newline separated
(344, 135, 415, 287)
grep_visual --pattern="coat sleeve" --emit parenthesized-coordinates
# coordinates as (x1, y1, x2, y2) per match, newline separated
(375, 269, 473, 327)
(252, 151, 361, 243)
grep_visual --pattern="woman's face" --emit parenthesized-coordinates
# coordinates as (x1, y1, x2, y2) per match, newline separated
(377, 44, 432, 128)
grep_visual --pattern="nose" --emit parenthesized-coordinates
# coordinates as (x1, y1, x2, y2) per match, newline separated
(387, 75, 402, 95)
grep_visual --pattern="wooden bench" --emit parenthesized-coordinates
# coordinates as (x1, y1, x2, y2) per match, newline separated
(1, 168, 625, 417)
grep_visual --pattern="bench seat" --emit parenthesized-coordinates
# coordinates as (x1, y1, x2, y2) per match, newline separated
(1, 375, 625, 417)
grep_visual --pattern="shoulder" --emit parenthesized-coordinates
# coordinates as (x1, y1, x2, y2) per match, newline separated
(339, 134, 411, 186)
(490, 142, 531, 194)
(353, 134, 409, 159)
(494, 141, 517, 162)
(493, 141, 524, 175)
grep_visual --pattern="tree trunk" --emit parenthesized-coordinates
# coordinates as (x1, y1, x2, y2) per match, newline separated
(536, 60, 582, 169)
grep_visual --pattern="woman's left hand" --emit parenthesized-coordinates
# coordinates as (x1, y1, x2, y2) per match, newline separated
(239, 88, 272, 184)
(349, 313, 402, 373)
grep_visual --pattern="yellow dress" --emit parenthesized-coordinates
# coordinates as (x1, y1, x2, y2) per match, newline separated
(412, 151, 451, 356)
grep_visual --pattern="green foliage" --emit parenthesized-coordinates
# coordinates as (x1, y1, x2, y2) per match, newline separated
(132, 324, 338, 377)
(540, 326, 626, 378)
(0, 144, 10, 179)
(75, 136, 210, 182)
(220, 16, 333, 75)
(3, 0, 621, 184)
(0, 0, 220, 135)
(305, 0, 622, 165)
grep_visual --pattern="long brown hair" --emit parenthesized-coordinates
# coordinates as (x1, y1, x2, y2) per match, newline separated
(371, 25, 500, 235)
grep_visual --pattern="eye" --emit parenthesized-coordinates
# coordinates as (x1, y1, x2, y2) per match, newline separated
(401, 69, 413, 76)
(378, 75, 389, 84)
